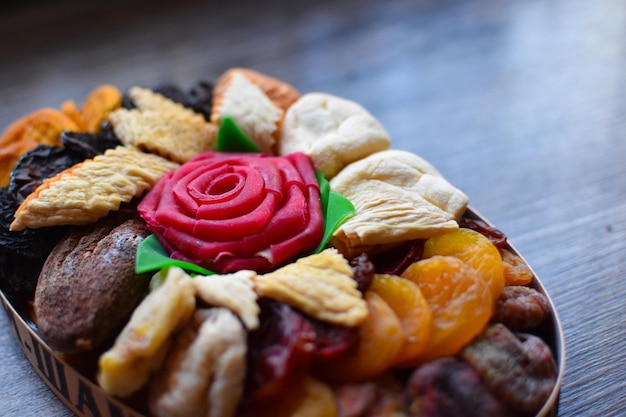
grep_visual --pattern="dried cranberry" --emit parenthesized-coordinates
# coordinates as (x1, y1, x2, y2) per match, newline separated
(370, 240, 424, 276)
(459, 217, 507, 249)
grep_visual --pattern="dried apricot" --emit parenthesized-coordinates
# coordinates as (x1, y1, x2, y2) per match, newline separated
(423, 228, 505, 301)
(0, 108, 80, 186)
(80, 85, 122, 133)
(368, 273, 432, 366)
(500, 248, 534, 286)
(314, 291, 404, 383)
(400, 255, 492, 362)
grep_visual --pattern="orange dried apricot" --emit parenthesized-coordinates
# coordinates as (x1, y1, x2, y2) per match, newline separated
(0, 108, 80, 186)
(423, 228, 505, 301)
(500, 248, 534, 286)
(80, 85, 122, 133)
(61, 100, 86, 131)
(314, 291, 404, 383)
(400, 255, 493, 363)
(368, 273, 432, 366)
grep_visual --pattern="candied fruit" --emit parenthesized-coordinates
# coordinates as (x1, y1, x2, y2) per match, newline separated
(368, 273, 432, 366)
(423, 228, 505, 301)
(401, 255, 492, 362)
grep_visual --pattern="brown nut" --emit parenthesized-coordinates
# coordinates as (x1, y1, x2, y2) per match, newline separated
(34, 214, 151, 353)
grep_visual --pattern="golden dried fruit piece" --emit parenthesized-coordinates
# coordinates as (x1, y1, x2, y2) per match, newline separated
(61, 100, 85, 130)
(0, 108, 80, 186)
(500, 248, 534, 286)
(80, 84, 122, 133)
(368, 273, 432, 366)
(10, 146, 179, 231)
(401, 255, 493, 363)
(423, 228, 505, 301)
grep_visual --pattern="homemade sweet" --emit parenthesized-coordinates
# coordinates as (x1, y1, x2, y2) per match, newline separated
(0, 68, 560, 417)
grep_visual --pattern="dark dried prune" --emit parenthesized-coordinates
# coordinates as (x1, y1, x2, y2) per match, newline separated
(370, 239, 424, 276)
(405, 357, 512, 417)
(460, 323, 557, 415)
(492, 286, 551, 331)
(61, 125, 121, 156)
(184, 81, 213, 120)
(0, 187, 66, 296)
(350, 252, 375, 293)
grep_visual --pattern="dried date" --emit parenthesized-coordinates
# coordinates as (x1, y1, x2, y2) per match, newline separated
(405, 357, 512, 417)
(492, 286, 551, 331)
(460, 323, 558, 415)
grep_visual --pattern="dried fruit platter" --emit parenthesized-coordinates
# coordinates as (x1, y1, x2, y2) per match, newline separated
(0, 69, 565, 417)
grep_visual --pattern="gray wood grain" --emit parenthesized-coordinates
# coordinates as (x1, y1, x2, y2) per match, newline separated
(1, 0, 625, 416)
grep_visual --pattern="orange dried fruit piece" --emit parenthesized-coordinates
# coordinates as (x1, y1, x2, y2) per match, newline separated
(423, 228, 505, 301)
(0, 108, 80, 186)
(368, 273, 432, 366)
(80, 85, 122, 133)
(401, 255, 493, 363)
(500, 248, 534, 286)
(314, 291, 404, 383)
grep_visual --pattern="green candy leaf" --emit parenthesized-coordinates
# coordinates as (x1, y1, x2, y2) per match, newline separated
(136, 235, 214, 276)
(314, 172, 355, 253)
(216, 116, 261, 153)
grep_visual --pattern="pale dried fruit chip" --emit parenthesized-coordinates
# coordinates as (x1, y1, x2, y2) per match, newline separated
(194, 270, 260, 330)
(128, 86, 204, 122)
(97, 266, 196, 398)
(109, 108, 217, 163)
(214, 68, 300, 112)
(211, 72, 283, 154)
(80, 85, 123, 133)
(149, 308, 247, 417)
(255, 249, 367, 327)
(330, 149, 469, 257)
(10, 145, 179, 231)
(279, 92, 391, 179)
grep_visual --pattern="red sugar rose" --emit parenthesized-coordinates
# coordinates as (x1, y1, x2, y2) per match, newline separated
(138, 151, 324, 273)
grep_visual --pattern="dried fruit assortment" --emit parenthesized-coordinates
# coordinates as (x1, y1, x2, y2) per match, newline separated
(0, 68, 559, 417)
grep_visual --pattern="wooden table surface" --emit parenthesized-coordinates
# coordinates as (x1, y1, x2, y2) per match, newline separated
(1, 0, 624, 416)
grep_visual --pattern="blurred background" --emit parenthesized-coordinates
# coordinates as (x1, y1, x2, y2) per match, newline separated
(1, 0, 625, 416)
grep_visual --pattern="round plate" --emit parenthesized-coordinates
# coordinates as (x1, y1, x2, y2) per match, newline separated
(1, 207, 565, 417)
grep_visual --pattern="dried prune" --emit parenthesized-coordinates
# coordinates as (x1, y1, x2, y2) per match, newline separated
(0, 187, 66, 296)
(459, 217, 507, 249)
(370, 239, 424, 276)
(350, 252, 375, 293)
(61, 124, 121, 156)
(492, 286, 551, 331)
(405, 357, 513, 417)
(460, 323, 557, 415)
